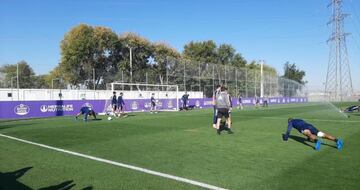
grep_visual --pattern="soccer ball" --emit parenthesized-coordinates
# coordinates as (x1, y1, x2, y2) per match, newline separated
(107, 116, 112, 121)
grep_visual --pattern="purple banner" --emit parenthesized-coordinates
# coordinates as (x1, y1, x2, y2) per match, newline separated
(0, 97, 308, 119)
(0, 100, 106, 119)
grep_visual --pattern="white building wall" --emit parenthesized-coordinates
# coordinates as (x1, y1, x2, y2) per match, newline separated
(0, 88, 203, 101)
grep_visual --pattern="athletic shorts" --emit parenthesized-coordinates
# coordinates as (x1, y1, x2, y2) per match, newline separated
(301, 124, 319, 136)
(217, 108, 229, 119)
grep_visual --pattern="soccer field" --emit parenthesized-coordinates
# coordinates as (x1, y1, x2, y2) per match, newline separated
(1, 103, 360, 190)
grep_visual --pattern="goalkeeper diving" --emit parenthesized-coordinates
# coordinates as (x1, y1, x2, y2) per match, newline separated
(75, 106, 97, 121)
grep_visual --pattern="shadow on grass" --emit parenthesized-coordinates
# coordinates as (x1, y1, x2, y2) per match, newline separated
(122, 114, 136, 117)
(288, 135, 314, 149)
(0, 123, 36, 130)
(288, 135, 337, 149)
(0, 167, 93, 190)
(0, 167, 33, 190)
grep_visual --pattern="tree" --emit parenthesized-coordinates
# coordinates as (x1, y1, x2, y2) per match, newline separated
(45, 66, 67, 89)
(183, 41, 247, 68)
(0, 60, 35, 88)
(59, 24, 120, 88)
(118, 32, 154, 83)
(231, 53, 247, 68)
(182, 40, 217, 64)
(151, 42, 180, 84)
(217, 44, 235, 65)
(32, 75, 50, 89)
(282, 62, 306, 84)
(91, 26, 121, 89)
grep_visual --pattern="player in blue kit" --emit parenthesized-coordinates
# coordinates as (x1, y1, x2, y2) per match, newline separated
(75, 106, 97, 121)
(150, 93, 157, 114)
(283, 118, 343, 150)
(237, 94, 243, 110)
(117, 92, 126, 117)
(343, 105, 359, 113)
(181, 92, 189, 110)
(111, 91, 117, 116)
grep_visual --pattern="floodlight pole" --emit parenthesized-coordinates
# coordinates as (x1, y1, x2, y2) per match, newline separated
(51, 78, 60, 100)
(129, 47, 133, 90)
(235, 69, 238, 97)
(212, 65, 215, 92)
(93, 68, 96, 99)
(245, 68, 248, 97)
(198, 63, 201, 91)
(11, 76, 17, 101)
(17, 63, 19, 100)
(260, 60, 264, 98)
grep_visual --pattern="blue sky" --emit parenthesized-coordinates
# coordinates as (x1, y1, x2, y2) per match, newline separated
(1, 0, 359, 91)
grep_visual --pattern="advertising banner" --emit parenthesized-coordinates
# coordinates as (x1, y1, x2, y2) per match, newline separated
(0, 97, 307, 119)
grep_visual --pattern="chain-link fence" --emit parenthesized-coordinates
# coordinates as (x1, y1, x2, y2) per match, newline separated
(0, 59, 306, 99)
(114, 58, 306, 98)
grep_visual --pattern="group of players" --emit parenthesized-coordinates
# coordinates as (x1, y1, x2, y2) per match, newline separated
(110, 91, 158, 115)
(110, 91, 126, 117)
(212, 84, 344, 151)
(74, 84, 354, 151)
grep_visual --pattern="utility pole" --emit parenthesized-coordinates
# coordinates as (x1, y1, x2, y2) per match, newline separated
(17, 63, 19, 100)
(325, 0, 353, 101)
(260, 60, 264, 98)
(93, 68, 96, 99)
(11, 76, 17, 101)
(130, 47, 133, 83)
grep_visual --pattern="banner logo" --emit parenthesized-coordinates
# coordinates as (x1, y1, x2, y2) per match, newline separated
(144, 102, 151, 108)
(40, 104, 74, 113)
(195, 100, 201, 107)
(14, 104, 30, 115)
(40, 105, 48, 112)
(167, 100, 173, 108)
(131, 101, 138, 110)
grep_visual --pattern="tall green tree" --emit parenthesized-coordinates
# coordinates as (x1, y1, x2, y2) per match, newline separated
(217, 44, 235, 65)
(282, 62, 306, 84)
(32, 74, 50, 89)
(182, 41, 247, 67)
(118, 32, 154, 82)
(231, 53, 247, 68)
(0, 60, 36, 88)
(151, 42, 180, 84)
(182, 40, 218, 63)
(59, 24, 120, 88)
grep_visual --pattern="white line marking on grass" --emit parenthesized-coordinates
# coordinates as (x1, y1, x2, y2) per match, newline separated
(0, 133, 227, 190)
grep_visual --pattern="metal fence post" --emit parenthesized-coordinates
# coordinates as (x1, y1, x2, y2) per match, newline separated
(245, 68, 248, 97)
(235, 69, 238, 97)
(183, 61, 186, 91)
(198, 63, 201, 91)
(254, 69, 257, 97)
(212, 65, 215, 93)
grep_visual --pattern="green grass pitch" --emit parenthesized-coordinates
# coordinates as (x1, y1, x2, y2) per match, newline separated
(1, 102, 360, 190)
